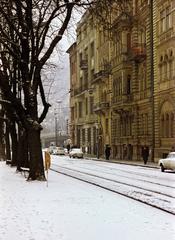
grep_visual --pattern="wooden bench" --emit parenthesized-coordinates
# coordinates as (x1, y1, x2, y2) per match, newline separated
(20, 167, 30, 178)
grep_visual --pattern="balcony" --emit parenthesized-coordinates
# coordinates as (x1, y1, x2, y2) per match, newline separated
(93, 102, 110, 114)
(92, 70, 109, 84)
(80, 59, 88, 70)
(74, 83, 88, 96)
(112, 94, 133, 105)
(129, 43, 146, 62)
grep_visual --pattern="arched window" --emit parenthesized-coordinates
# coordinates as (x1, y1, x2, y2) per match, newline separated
(159, 56, 163, 82)
(127, 75, 131, 94)
(161, 115, 164, 137)
(166, 113, 169, 137)
(127, 33, 131, 51)
(164, 54, 168, 80)
(164, 62, 168, 80)
(171, 113, 174, 137)
(169, 60, 173, 79)
(120, 117, 123, 136)
(159, 65, 162, 82)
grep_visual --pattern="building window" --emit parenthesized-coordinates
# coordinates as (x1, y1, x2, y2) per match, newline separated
(82, 129, 85, 144)
(75, 103, 77, 119)
(171, 113, 174, 137)
(140, 114, 148, 136)
(166, 6, 171, 29)
(160, 6, 172, 33)
(71, 107, 74, 121)
(145, 113, 148, 135)
(169, 60, 173, 79)
(164, 61, 168, 80)
(127, 33, 131, 52)
(90, 41, 94, 57)
(161, 115, 164, 137)
(159, 65, 163, 82)
(79, 102, 82, 118)
(160, 111, 174, 138)
(127, 75, 131, 94)
(105, 118, 109, 134)
(90, 96, 94, 114)
(166, 113, 169, 137)
(159, 56, 163, 82)
(85, 98, 88, 115)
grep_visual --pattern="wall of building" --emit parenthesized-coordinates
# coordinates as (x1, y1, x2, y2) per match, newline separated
(67, 1, 175, 162)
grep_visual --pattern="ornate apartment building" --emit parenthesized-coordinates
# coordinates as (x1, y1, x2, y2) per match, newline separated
(154, 0, 175, 158)
(67, 12, 98, 155)
(67, 0, 175, 162)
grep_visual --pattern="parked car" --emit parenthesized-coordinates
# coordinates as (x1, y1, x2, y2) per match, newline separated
(53, 147, 65, 155)
(158, 152, 175, 172)
(69, 148, 84, 158)
(48, 145, 57, 154)
(64, 148, 68, 155)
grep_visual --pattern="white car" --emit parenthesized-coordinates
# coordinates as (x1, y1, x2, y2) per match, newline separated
(69, 148, 84, 158)
(53, 147, 65, 155)
(158, 152, 175, 172)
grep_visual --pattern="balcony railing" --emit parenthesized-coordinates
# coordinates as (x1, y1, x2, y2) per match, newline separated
(93, 102, 110, 113)
(92, 70, 109, 84)
(112, 94, 133, 104)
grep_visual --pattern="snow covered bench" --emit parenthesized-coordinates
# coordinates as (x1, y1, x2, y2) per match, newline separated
(20, 167, 30, 178)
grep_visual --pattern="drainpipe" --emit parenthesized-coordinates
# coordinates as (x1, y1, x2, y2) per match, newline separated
(150, 0, 155, 161)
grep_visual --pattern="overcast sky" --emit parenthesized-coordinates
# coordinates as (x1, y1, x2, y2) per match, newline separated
(41, 11, 83, 134)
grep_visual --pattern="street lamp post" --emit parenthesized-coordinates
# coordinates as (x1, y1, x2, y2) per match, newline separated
(95, 122, 99, 159)
(54, 100, 62, 146)
(55, 114, 58, 146)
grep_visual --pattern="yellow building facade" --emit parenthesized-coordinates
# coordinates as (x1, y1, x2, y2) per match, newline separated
(67, 0, 175, 162)
(154, 0, 175, 158)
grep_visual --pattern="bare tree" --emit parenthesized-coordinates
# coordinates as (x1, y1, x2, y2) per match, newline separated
(0, 0, 93, 180)
(0, 0, 131, 180)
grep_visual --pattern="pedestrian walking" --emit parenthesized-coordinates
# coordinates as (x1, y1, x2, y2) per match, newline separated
(105, 145, 111, 160)
(67, 144, 70, 154)
(141, 145, 149, 164)
(171, 146, 175, 152)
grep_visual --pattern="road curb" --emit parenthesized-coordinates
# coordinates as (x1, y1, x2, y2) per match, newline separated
(84, 157, 159, 169)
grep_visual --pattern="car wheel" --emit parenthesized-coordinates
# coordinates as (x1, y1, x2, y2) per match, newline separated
(160, 164, 165, 172)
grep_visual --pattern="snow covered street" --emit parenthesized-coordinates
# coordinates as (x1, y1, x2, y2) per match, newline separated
(51, 156, 175, 214)
(0, 161, 175, 240)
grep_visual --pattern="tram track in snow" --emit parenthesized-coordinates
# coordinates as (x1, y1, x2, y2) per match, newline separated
(50, 163, 175, 216)
(76, 160, 175, 187)
(64, 163, 175, 190)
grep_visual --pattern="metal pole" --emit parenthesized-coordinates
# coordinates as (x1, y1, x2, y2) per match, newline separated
(55, 116, 58, 146)
(96, 123, 99, 159)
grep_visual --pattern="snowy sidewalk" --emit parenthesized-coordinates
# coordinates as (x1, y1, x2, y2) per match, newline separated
(0, 161, 174, 240)
(84, 156, 159, 168)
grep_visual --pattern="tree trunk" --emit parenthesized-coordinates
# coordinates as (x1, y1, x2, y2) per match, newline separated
(10, 121, 18, 166)
(17, 128, 29, 171)
(27, 128, 45, 181)
(0, 118, 5, 161)
(5, 122, 11, 160)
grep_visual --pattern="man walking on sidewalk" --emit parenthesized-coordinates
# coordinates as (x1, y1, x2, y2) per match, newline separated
(141, 145, 149, 165)
(105, 145, 111, 160)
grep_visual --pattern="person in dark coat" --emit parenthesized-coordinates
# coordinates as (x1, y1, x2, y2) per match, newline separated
(105, 145, 111, 160)
(67, 144, 70, 154)
(141, 146, 149, 164)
